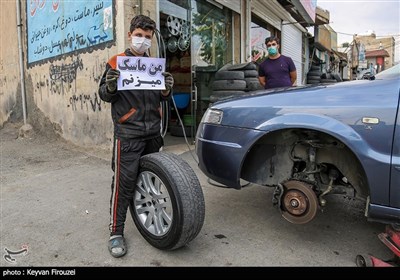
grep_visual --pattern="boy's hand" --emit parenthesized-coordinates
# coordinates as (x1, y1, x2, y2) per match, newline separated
(106, 69, 120, 92)
(162, 72, 174, 91)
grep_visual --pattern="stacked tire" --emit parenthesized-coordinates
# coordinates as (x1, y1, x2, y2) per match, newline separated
(210, 62, 262, 103)
(307, 64, 342, 85)
(307, 65, 322, 85)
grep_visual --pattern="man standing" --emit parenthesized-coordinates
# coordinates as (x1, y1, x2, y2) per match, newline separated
(258, 36, 297, 89)
(98, 15, 174, 258)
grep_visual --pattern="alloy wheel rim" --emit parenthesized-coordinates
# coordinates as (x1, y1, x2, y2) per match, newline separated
(134, 171, 173, 236)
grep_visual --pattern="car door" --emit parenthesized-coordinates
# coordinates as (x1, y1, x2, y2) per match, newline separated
(391, 98, 400, 208)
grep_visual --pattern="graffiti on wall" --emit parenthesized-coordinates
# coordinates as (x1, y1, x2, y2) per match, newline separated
(68, 92, 103, 112)
(32, 54, 106, 113)
(27, 0, 114, 65)
(49, 55, 83, 95)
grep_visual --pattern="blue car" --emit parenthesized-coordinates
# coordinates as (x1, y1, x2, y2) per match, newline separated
(196, 65, 400, 226)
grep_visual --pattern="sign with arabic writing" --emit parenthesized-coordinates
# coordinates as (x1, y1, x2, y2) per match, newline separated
(27, 0, 114, 65)
(117, 56, 166, 90)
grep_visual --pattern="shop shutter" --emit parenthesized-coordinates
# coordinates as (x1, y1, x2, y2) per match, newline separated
(251, 0, 281, 30)
(281, 24, 303, 86)
(215, 0, 241, 14)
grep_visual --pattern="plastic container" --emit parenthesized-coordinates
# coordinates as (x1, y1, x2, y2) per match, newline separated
(172, 92, 190, 109)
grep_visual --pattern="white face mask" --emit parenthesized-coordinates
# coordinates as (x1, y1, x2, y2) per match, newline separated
(131, 36, 152, 54)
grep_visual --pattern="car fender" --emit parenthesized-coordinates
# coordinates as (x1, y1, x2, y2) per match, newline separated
(259, 113, 364, 146)
(254, 112, 391, 205)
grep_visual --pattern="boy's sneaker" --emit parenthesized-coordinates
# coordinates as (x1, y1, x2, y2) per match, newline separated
(108, 235, 127, 258)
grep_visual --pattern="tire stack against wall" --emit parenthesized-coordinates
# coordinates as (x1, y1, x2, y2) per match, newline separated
(210, 62, 263, 103)
(306, 64, 322, 85)
(307, 64, 342, 85)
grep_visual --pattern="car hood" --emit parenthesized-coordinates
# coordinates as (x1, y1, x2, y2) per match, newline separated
(209, 78, 400, 130)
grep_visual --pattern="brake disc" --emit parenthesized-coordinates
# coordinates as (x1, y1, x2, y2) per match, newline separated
(281, 180, 318, 224)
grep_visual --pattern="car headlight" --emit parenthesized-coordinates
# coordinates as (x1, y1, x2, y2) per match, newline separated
(201, 108, 223, 124)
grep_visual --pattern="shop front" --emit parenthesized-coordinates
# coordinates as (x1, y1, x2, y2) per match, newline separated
(251, 0, 310, 86)
(158, 0, 240, 137)
(156, 0, 313, 138)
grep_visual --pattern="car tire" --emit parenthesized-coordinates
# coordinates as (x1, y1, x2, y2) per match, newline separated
(307, 74, 321, 80)
(246, 81, 262, 91)
(210, 90, 246, 102)
(215, 70, 245, 80)
(244, 77, 259, 84)
(129, 152, 205, 250)
(210, 95, 226, 103)
(225, 62, 257, 71)
(308, 70, 322, 76)
(307, 79, 320, 84)
(244, 70, 259, 78)
(212, 80, 247, 91)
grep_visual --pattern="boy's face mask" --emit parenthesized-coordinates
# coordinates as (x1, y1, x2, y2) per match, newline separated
(131, 36, 152, 54)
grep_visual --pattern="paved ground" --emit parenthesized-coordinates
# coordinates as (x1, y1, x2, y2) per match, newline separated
(0, 122, 393, 267)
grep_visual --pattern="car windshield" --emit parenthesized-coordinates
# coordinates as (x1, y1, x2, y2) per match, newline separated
(375, 64, 400, 79)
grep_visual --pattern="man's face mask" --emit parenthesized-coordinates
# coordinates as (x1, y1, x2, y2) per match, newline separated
(131, 36, 152, 54)
(267, 45, 278, 56)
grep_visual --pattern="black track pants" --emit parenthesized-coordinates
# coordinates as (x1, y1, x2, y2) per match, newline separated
(109, 135, 163, 236)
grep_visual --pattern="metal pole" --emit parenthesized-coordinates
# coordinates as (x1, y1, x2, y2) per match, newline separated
(246, 0, 252, 62)
(16, 0, 27, 125)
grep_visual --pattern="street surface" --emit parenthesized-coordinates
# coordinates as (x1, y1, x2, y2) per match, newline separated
(0, 122, 391, 267)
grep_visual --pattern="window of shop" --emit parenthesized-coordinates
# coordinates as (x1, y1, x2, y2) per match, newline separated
(191, 1, 233, 69)
(159, 0, 233, 71)
(250, 15, 280, 64)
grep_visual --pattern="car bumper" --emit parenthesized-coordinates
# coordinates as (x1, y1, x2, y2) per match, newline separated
(196, 123, 265, 189)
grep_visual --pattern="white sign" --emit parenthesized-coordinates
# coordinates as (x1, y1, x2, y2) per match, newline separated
(117, 56, 166, 90)
(359, 60, 368, 69)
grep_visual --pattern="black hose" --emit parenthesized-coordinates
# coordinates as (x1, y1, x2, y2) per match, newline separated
(153, 28, 198, 162)
(154, 28, 169, 138)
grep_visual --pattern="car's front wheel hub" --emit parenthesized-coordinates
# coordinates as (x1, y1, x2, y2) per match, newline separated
(281, 180, 318, 224)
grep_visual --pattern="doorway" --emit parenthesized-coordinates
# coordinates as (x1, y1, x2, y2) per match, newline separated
(159, 0, 234, 138)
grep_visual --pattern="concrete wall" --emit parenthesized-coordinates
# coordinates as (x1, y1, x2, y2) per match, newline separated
(1, 1, 148, 149)
(0, 1, 19, 127)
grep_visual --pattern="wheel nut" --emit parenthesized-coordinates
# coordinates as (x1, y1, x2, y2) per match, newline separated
(290, 199, 299, 208)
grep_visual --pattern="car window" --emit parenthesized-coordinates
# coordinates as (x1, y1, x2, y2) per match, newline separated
(375, 64, 400, 79)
